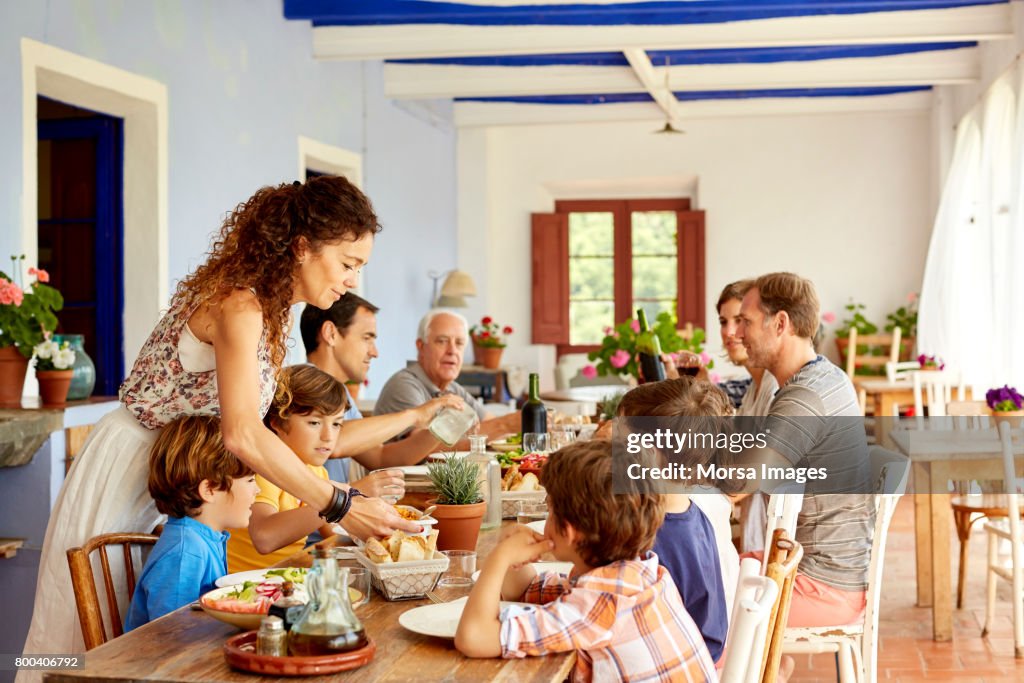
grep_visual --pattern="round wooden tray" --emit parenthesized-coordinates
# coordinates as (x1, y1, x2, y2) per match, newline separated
(223, 631, 375, 676)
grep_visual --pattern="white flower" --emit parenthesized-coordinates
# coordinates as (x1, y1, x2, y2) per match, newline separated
(54, 347, 76, 370)
(34, 340, 58, 360)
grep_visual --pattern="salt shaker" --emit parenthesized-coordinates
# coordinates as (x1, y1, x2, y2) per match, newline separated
(256, 615, 287, 657)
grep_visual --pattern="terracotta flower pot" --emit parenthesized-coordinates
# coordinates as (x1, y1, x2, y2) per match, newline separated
(473, 345, 504, 370)
(37, 369, 74, 407)
(991, 410, 1024, 430)
(428, 500, 486, 551)
(0, 346, 30, 407)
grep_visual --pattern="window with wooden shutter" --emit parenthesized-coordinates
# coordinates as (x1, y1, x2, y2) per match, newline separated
(530, 198, 704, 355)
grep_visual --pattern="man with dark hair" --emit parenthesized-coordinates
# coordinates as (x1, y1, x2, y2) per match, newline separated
(737, 271, 874, 629)
(299, 295, 461, 485)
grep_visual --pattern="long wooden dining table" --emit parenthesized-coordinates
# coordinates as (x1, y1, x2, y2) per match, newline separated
(44, 521, 575, 683)
(889, 426, 1024, 642)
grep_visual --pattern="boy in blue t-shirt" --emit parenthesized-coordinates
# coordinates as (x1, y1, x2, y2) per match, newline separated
(617, 377, 734, 663)
(125, 415, 259, 631)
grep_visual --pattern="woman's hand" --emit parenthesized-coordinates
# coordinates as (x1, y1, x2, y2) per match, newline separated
(341, 494, 421, 540)
(410, 394, 465, 429)
(351, 468, 405, 500)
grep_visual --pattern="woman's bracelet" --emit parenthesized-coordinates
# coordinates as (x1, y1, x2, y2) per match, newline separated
(320, 486, 367, 524)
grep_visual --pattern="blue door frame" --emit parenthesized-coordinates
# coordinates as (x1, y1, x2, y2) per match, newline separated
(38, 116, 125, 396)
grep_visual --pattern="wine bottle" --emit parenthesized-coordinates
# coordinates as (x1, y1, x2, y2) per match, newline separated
(636, 308, 666, 382)
(521, 373, 547, 437)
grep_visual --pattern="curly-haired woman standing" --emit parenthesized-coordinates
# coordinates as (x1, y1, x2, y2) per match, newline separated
(21, 176, 420, 663)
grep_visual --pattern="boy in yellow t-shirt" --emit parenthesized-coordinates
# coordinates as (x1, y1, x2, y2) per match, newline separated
(227, 365, 347, 572)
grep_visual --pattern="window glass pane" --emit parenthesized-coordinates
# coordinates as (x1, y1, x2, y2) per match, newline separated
(631, 211, 676, 256)
(632, 255, 677, 301)
(570, 300, 615, 346)
(569, 212, 613, 256)
(633, 300, 676, 329)
(569, 256, 613, 300)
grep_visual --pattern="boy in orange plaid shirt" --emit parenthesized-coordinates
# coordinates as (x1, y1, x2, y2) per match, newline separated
(455, 440, 717, 682)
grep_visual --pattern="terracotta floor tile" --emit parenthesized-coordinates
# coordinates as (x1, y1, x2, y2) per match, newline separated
(787, 498, 1024, 683)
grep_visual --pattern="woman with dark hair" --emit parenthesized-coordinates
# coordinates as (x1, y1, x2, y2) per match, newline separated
(715, 279, 778, 416)
(22, 176, 419, 661)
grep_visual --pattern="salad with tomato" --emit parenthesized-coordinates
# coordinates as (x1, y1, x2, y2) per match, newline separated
(497, 450, 548, 474)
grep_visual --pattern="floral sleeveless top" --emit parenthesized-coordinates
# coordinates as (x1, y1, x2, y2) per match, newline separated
(119, 296, 277, 430)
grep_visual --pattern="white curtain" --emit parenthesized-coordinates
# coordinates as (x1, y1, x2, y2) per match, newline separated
(918, 69, 1024, 390)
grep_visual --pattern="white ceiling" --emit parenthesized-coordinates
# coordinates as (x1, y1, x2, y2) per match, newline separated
(283, 1, 1016, 126)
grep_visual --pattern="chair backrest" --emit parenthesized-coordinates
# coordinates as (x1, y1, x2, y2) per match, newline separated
(845, 327, 901, 379)
(861, 447, 909, 680)
(762, 484, 804, 572)
(997, 421, 1022, 575)
(761, 529, 804, 683)
(885, 360, 920, 384)
(66, 531, 159, 650)
(721, 558, 780, 683)
(912, 369, 965, 421)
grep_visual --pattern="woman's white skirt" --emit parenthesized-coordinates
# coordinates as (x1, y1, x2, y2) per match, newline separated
(18, 407, 164, 681)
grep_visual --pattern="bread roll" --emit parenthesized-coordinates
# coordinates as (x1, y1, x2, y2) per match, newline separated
(424, 528, 439, 555)
(396, 535, 428, 562)
(386, 530, 406, 562)
(365, 537, 393, 564)
(516, 472, 540, 492)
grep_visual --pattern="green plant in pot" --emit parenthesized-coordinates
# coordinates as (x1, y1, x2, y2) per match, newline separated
(427, 454, 487, 551)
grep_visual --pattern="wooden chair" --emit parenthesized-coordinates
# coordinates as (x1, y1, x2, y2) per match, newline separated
(66, 531, 159, 650)
(912, 369, 965, 420)
(721, 558, 780, 683)
(845, 327, 901, 386)
(761, 484, 803, 573)
(945, 401, 1023, 609)
(783, 447, 909, 683)
(885, 360, 920, 385)
(981, 421, 1024, 657)
(761, 529, 804, 683)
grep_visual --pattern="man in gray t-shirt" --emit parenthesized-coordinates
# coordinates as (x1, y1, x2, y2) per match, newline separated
(375, 310, 521, 443)
(738, 272, 874, 628)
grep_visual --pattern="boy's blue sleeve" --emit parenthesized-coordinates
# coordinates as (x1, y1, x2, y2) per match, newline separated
(125, 548, 210, 631)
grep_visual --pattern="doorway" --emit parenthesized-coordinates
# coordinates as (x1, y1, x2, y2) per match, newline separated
(37, 96, 125, 396)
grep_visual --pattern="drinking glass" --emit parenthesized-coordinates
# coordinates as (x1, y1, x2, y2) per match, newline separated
(549, 425, 576, 451)
(346, 567, 371, 608)
(439, 550, 476, 587)
(468, 434, 488, 455)
(522, 432, 549, 453)
(378, 467, 405, 505)
(516, 501, 549, 526)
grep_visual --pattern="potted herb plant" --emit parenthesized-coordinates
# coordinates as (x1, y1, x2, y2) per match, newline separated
(427, 455, 487, 551)
(986, 385, 1024, 429)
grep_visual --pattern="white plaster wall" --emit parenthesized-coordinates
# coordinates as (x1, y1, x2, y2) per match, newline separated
(458, 110, 933, 382)
(0, 1, 456, 395)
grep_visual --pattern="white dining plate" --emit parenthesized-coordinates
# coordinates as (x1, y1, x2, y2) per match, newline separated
(470, 561, 574, 583)
(399, 597, 530, 639)
(214, 567, 308, 588)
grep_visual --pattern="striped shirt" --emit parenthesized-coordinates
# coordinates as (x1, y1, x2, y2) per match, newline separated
(765, 356, 875, 590)
(499, 552, 716, 682)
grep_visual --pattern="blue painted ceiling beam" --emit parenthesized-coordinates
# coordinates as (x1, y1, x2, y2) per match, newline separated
(390, 41, 975, 66)
(456, 85, 931, 105)
(285, 0, 1006, 27)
